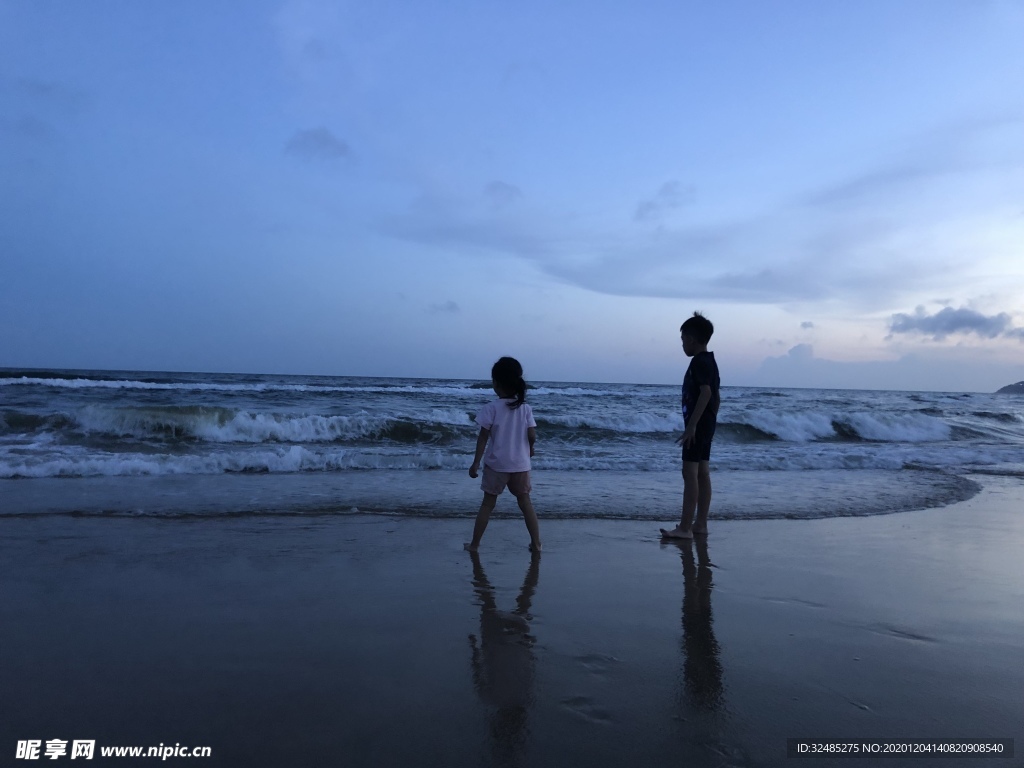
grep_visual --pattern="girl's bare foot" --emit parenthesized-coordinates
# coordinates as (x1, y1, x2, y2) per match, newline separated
(529, 542, 542, 552)
(464, 542, 479, 552)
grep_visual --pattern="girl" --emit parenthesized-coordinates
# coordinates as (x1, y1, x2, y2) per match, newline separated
(466, 357, 541, 552)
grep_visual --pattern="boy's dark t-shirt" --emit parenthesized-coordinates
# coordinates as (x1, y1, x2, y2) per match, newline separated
(682, 351, 720, 433)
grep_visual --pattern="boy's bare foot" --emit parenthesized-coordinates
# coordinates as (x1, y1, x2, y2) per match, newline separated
(692, 527, 708, 535)
(529, 542, 542, 552)
(660, 526, 693, 540)
(463, 542, 479, 552)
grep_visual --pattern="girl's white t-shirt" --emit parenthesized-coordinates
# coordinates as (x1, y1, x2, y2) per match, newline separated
(475, 399, 536, 472)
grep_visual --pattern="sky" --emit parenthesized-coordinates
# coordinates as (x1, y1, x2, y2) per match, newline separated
(1, 0, 1023, 391)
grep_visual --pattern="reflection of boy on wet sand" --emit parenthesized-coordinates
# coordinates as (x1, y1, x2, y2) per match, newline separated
(468, 551, 541, 763)
(670, 537, 724, 711)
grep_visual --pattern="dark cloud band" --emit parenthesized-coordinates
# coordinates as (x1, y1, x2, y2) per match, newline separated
(888, 306, 1018, 340)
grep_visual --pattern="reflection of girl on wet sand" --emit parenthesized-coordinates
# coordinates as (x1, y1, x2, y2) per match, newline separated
(468, 551, 540, 765)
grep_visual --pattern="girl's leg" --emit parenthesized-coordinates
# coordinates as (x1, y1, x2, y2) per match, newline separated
(466, 493, 498, 551)
(515, 493, 542, 551)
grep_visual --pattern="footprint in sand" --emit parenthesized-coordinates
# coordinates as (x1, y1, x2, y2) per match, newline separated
(575, 653, 620, 677)
(871, 623, 936, 642)
(560, 695, 612, 723)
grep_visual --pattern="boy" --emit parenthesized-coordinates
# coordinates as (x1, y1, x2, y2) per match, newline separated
(661, 312, 720, 540)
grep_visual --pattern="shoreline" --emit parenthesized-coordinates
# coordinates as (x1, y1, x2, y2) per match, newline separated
(2, 474, 1021, 766)
(0, 466, 982, 521)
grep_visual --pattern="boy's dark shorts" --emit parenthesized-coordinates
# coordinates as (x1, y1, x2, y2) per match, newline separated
(682, 422, 715, 463)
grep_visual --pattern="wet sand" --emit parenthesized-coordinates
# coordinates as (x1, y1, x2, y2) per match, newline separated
(2, 475, 1022, 766)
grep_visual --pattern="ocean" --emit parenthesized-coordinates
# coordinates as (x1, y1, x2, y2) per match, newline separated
(2, 368, 1022, 522)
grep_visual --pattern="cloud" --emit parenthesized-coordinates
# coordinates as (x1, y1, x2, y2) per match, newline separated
(382, 198, 941, 306)
(381, 194, 553, 259)
(805, 165, 930, 207)
(755, 344, 1022, 392)
(887, 306, 1019, 340)
(634, 181, 694, 223)
(385, 193, 871, 304)
(801, 321, 815, 329)
(805, 115, 1024, 210)
(285, 128, 351, 161)
(0, 75, 89, 144)
(380, 115, 1023, 308)
(4, 76, 88, 112)
(428, 300, 460, 314)
(386, 214, 551, 260)
(785, 343, 814, 361)
(1, 115, 52, 141)
(483, 181, 522, 210)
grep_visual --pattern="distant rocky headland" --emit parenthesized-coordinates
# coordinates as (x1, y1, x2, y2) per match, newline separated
(996, 381, 1024, 394)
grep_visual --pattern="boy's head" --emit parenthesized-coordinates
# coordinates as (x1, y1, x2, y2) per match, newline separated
(680, 312, 713, 355)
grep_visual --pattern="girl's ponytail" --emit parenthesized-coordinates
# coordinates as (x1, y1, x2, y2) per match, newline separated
(510, 375, 526, 409)
(491, 356, 527, 409)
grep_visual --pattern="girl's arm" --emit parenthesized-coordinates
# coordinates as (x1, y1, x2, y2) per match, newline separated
(469, 428, 490, 477)
(527, 426, 536, 457)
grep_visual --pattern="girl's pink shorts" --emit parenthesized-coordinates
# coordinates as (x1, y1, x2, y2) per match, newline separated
(481, 465, 532, 497)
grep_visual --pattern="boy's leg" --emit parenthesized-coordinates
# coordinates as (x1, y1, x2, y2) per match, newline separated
(515, 493, 542, 551)
(680, 460, 699, 531)
(662, 461, 699, 539)
(465, 493, 498, 551)
(692, 460, 712, 534)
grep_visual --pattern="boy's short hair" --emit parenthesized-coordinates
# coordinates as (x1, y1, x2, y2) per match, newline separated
(680, 312, 714, 344)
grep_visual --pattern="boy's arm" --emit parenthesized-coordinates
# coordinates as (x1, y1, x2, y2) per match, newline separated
(469, 428, 490, 477)
(678, 385, 712, 446)
(527, 426, 536, 457)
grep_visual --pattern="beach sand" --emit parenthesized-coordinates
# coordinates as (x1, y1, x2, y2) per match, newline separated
(2, 475, 1022, 767)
